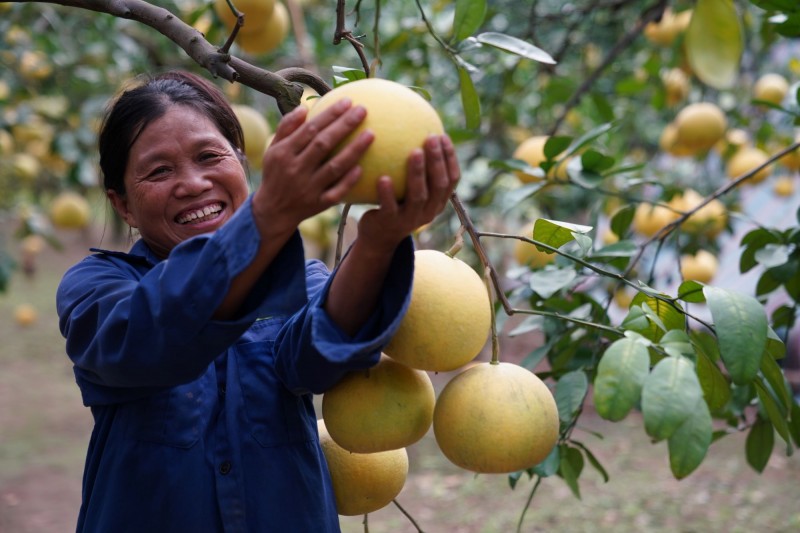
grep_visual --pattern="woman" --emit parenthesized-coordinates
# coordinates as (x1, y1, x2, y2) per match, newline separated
(56, 70, 459, 532)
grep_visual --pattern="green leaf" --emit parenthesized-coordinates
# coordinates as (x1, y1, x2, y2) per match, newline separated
(659, 329, 694, 359)
(754, 378, 792, 447)
(610, 204, 636, 237)
(593, 338, 650, 421)
(668, 398, 713, 479)
(746, 417, 775, 473)
(754, 243, 794, 268)
(760, 349, 792, 411)
(580, 150, 615, 173)
(695, 345, 731, 411)
(685, 0, 744, 89)
(533, 219, 593, 252)
(589, 241, 638, 260)
(558, 445, 584, 499)
(642, 357, 704, 441)
(532, 444, 560, 477)
(628, 293, 686, 343)
(529, 268, 577, 299)
(677, 280, 707, 303)
(556, 370, 588, 423)
(475, 32, 556, 64)
(457, 67, 481, 130)
(452, 0, 487, 42)
(563, 122, 615, 158)
(571, 441, 609, 483)
(703, 286, 768, 385)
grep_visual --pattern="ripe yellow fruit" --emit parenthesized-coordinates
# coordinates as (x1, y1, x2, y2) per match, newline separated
(669, 189, 727, 238)
(305, 78, 445, 204)
(680, 250, 718, 284)
(659, 122, 696, 157)
(643, 8, 691, 47)
(214, 0, 276, 34)
(753, 73, 789, 105)
(14, 304, 38, 327)
(317, 419, 408, 516)
(673, 102, 727, 153)
(11, 153, 41, 182)
(50, 191, 91, 229)
(663, 68, 689, 106)
(714, 127, 750, 156)
(385, 250, 491, 372)
(298, 206, 337, 249)
(322, 354, 434, 453)
(513, 223, 555, 268)
(512, 135, 569, 183)
(236, 2, 290, 55)
(777, 137, 800, 171)
(773, 175, 795, 197)
(433, 362, 559, 474)
(231, 104, 271, 168)
(632, 203, 679, 238)
(613, 287, 634, 309)
(726, 147, 772, 184)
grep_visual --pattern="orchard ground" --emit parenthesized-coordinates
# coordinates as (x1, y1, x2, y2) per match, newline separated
(1, 223, 799, 533)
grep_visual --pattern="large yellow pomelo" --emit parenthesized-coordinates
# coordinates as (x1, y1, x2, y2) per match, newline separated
(753, 73, 789, 106)
(236, 2, 290, 55)
(305, 78, 445, 204)
(214, 0, 275, 34)
(511, 135, 568, 183)
(669, 189, 727, 238)
(659, 122, 696, 157)
(643, 8, 690, 47)
(772, 175, 795, 197)
(231, 104, 271, 168)
(674, 102, 727, 152)
(513, 222, 555, 268)
(433, 361, 559, 474)
(322, 354, 435, 453)
(726, 147, 772, 184)
(384, 250, 491, 372)
(679, 250, 718, 284)
(317, 419, 408, 516)
(632, 203, 679, 238)
(50, 191, 91, 229)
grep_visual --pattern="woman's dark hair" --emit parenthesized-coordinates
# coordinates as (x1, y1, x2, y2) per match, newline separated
(98, 70, 246, 194)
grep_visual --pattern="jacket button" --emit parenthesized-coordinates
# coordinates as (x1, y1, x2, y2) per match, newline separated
(219, 461, 232, 475)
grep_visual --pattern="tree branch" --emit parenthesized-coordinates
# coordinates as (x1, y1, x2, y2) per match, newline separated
(6, 0, 331, 112)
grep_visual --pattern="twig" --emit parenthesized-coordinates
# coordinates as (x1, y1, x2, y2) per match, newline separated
(392, 499, 425, 532)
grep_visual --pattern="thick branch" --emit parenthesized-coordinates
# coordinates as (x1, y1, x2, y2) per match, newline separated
(6, 0, 330, 112)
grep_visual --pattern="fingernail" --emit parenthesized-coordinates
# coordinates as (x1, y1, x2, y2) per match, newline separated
(335, 97, 352, 111)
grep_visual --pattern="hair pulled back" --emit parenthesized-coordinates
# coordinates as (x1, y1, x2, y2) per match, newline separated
(98, 70, 245, 194)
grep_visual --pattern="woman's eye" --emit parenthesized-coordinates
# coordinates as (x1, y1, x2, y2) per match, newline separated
(200, 152, 222, 162)
(147, 166, 171, 179)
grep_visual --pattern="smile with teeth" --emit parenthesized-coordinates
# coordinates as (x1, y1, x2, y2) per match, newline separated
(176, 203, 223, 225)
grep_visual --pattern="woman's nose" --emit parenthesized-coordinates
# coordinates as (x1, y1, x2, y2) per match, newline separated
(174, 166, 213, 196)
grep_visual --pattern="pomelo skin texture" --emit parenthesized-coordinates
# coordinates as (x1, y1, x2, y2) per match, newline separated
(433, 362, 560, 474)
(317, 419, 408, 516)
(384, 250, 491, 372)
(322, 354, 435, 453)
(305, 78, 445, 204)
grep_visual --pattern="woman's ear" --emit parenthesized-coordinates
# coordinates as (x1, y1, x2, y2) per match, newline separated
(106, 189, 137, 228)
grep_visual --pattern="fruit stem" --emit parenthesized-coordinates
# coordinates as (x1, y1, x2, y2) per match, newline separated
(516, 475, 542, 533)
(484, 265, 500, 365)
(444, 225, 465, 258)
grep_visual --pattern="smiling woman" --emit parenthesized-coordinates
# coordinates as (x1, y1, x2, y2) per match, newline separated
(54, 70, 460, 532)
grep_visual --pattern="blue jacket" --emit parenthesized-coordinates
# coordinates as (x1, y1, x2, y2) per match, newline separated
(56, 196, 414, 532)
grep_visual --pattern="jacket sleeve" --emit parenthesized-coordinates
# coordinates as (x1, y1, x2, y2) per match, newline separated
(56, 195, 308, 395)
(273, 237, 415, 395)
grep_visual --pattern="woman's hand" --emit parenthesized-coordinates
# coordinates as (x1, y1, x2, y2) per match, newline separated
(251, 98, 373, 235)
(356, 134, 461, 253)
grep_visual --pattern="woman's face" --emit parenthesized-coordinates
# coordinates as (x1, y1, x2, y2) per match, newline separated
(108, 105, 249, 258)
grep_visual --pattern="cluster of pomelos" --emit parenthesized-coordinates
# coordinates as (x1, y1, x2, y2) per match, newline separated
(319, 249, 559, 516)
(289, 79, 561, 517)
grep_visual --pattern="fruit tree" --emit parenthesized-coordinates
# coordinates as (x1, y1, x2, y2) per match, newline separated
(2, 0, 800, 530)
